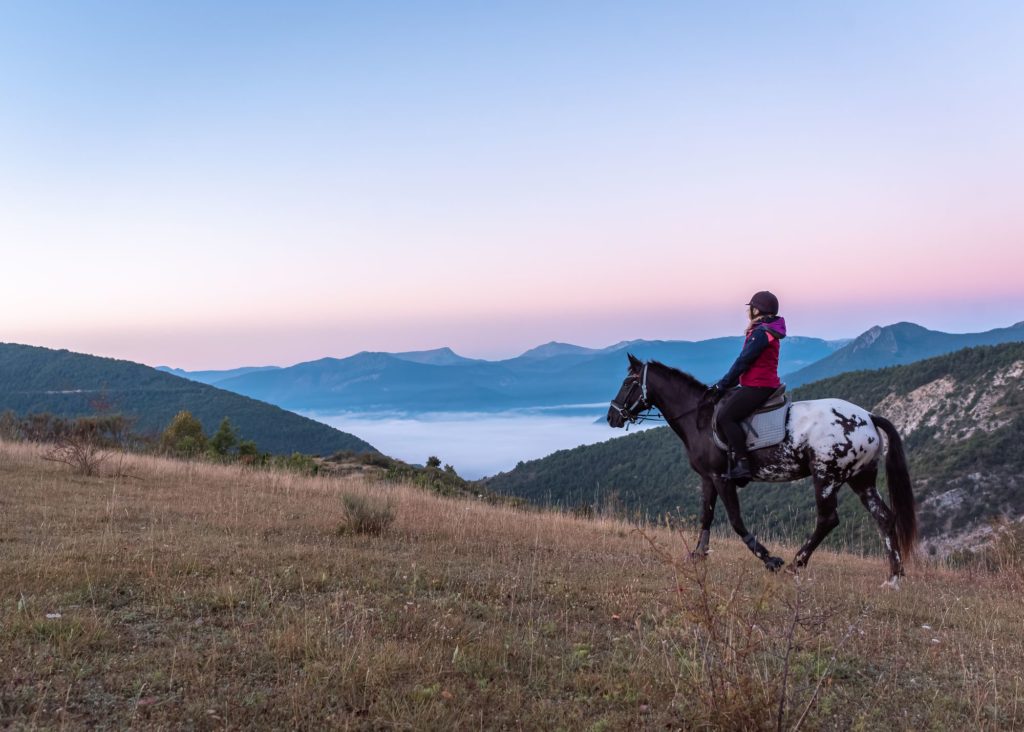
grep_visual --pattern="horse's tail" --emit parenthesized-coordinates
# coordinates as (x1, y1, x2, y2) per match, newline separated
(870, 414, 917, 558)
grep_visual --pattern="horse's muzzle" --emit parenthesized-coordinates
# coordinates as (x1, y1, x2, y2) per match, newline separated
(607, 404, 626, 428)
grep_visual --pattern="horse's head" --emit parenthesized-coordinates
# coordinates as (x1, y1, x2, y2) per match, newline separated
(607, 353, 650, 428)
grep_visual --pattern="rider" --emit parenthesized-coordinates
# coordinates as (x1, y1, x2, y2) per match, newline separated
(706, 291, 787, 485)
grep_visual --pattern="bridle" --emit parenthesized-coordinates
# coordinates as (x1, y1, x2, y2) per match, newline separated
(609, 361, 708, 427)
(609, 362, 652, 425)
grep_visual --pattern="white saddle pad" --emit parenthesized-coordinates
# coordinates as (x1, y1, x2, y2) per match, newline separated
(713, 397, 792, 452)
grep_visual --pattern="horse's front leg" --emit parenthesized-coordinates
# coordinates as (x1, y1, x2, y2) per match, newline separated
(690, 476, 717, 559)
(717, 477, 784, 572)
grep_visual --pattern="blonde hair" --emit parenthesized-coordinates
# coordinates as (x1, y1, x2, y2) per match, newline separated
(745, 307, 768, 337)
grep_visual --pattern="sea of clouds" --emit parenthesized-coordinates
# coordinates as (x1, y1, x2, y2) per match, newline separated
(311, 407, 660, 479)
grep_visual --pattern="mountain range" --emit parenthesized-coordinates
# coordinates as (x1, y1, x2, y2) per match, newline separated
(0, 343, 375, 456)
(162, 322, 1024, 415)
(156, 365, 281, 386)
(162, 338, 841, 413)
(154, 347, 487, 387)
(786, 320, 1024, 386)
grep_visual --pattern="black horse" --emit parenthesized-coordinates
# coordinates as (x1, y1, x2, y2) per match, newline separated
(607, 355, 916, 586)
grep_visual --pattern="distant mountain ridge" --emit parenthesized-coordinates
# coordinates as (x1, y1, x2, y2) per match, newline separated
(392, 347, 482, 366)
(517, 342, 614, 360)
(157, 365, 281, 385)
(158, 323, 1024, 415)
(172, 336, 842, 413)
(786, 321, 1024, 386)
(0, 343, 375, 455)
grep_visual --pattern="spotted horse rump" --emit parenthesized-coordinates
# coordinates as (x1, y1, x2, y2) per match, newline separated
(752, 399, 882, 486)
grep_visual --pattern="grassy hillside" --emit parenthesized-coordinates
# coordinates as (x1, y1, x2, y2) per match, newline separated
(2, 440, 1022, 728)
(483, 343, 1024, 555)
(0, 343, 375, 456)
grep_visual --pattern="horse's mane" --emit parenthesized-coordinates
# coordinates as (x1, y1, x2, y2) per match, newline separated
(647, 360, 707, 391)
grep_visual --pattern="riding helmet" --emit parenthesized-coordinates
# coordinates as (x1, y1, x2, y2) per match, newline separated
(747, 291, 779, 315)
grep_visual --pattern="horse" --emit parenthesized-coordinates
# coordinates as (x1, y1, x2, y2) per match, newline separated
(607, 354, 917, 587)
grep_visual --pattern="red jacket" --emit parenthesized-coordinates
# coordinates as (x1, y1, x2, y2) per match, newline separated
(740, 331, 781, 388)
(716, 316, 787, 389)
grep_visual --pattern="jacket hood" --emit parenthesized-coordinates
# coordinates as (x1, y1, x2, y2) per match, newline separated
(759, 315, 787, 339)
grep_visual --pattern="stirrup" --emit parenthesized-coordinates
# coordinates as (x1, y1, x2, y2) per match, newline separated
(723, 456, 752, 486)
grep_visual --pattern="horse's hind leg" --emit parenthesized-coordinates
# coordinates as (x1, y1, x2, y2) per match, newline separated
(691, 476, 717, 559)
(848, 468, 904, 583)
(792, 478, 840, 569)
(717, 477, 784, 571)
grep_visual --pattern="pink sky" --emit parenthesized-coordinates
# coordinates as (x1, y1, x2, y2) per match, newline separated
(10, 291, 1023, 370)
(2, 3, 1023, 369)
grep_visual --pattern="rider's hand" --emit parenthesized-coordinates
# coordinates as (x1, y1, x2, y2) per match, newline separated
(704, 384, 722, 401)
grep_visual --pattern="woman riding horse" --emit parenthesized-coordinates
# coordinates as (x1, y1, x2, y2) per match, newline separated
(706, 290, 786, 486)
(607, 315, 917, 586)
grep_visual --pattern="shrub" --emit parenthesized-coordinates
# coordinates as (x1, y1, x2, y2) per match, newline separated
(161, 411, 207, 457)
(209, 417, 238, 457)
(385, 462, 466, 497)
(337, 493, 395, 536)
(0, 410, 21, 441)
(41, 419, 109, 476)
(274, 452, 319, 475)
(237, 440, 259, 459)
(360, 452, 392, 468)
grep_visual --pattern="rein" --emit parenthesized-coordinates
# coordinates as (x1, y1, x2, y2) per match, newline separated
(630, 403, 703, 427)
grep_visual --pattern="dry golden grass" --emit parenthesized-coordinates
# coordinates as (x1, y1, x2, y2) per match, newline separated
(2, 438, 1023, 730)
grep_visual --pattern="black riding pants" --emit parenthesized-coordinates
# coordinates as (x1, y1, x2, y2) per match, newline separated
(716, 386, 777, 459)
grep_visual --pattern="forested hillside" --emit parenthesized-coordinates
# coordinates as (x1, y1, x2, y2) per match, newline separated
(482, 343, 1024, 554)
(0, 343, 375, 456)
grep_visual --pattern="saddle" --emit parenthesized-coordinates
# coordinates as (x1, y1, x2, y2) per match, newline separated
(712, 384, 792, 452)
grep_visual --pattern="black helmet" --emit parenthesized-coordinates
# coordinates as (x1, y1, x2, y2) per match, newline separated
(747, 291, 779, 315)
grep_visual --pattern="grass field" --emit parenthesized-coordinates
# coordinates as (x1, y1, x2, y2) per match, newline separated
(2, 439, 1022, 730)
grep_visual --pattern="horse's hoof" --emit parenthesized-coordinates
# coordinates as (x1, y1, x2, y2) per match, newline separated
(784, 564, 800, 576)
(880, 575, 901, 590)
(764, 557, 785, 572)
(689, 550, 709, 561)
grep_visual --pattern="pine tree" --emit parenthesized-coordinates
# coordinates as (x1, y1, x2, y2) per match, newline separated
(209, 417, 238, 457)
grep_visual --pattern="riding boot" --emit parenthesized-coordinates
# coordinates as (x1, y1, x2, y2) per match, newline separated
(726, 453, 752, 487)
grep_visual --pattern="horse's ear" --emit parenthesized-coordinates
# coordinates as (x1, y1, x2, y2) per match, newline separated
(627, 352, 642, 370)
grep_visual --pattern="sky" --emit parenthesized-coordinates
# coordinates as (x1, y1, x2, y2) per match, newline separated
(2, 1, 1023, 369)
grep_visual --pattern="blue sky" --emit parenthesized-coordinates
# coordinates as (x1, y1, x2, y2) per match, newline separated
(2, 2, 1022, 367)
